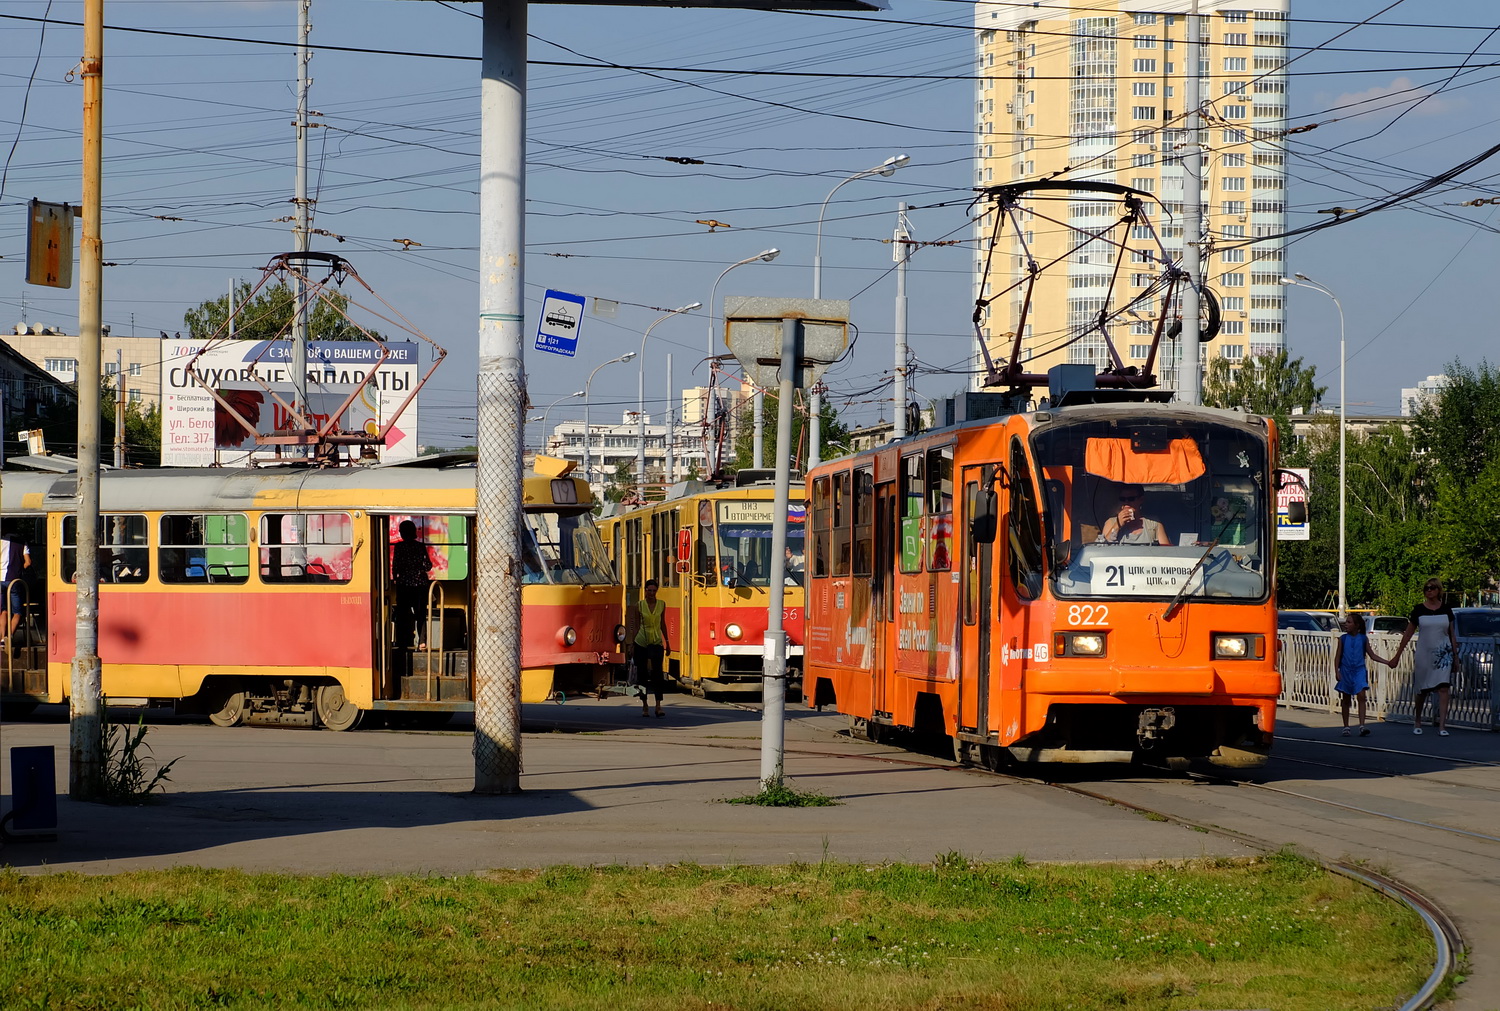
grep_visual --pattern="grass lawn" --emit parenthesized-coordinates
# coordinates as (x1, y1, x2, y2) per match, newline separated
(0, 850, 1430, 1010)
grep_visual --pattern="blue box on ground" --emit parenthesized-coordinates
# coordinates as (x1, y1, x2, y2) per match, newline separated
(8, 745, 57, 832)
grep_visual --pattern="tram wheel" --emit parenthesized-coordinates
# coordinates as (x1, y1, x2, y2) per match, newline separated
(208, 691, 247, 728)
(315, 685, 365, 732)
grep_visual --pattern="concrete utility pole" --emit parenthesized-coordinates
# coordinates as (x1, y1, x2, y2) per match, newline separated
(759, 317, 799, 789)
(663, 353, 674, 483)
(1180, 0, 1203, 405)
(473, 1, 528, 795)
(893, 202, 911, 440)
(71, 0, 104, 801)
(292, 0, 313, 425)
(114, 349, 125, 469)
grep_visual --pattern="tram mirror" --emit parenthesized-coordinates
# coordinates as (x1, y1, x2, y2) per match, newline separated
(970, 490, 998, 544)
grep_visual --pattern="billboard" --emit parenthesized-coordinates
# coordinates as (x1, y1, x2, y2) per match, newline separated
(160, 338, 419, 466)
(1276, 467, 1310, 541)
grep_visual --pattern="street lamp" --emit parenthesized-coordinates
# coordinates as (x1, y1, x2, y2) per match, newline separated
(707, 248, 779, 469)
(530, 390, 584, 456)
(638, 302, 702, 500)
(813, 153, 910, 299)
(583, 352, 636, 490)
(1280, 273, 1346, 617)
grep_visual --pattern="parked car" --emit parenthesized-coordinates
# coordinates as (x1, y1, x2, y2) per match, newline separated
(1452, 608, 1499, 700)
(1364, 614, 1408, 634)
(1278, 610, 1337, 632)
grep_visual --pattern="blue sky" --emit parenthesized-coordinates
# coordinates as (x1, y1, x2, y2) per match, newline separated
(2, 0, 1499, 447)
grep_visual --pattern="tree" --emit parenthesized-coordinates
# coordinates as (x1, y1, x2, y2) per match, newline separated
(1203, 350, 1327, 431)
(100, 380, 163, 468)
(183, 281, 380, 343)
(1410, 359, 1500, 486)
(604, 460, 635, 506)
(730, 389, 851, 472)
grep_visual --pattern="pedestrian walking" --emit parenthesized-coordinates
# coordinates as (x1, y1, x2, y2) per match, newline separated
(630, 579, 669, 718)
(1334, 613, 1387, 737)
(1388, 578, 1461, 736)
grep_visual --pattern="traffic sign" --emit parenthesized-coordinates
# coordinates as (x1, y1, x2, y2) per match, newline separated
(535, 289, 586, 357)
(724, 296, 849, 389)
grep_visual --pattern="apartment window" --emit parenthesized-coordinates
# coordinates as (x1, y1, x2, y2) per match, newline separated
(1255, 80, 1286, 94)
(1224, 56, 1247, 71)
(1222, 10, 1248, 22)
(129, 362, 142, 376)
(1221, 248, 1245, 263)
(1251, 296, 1284, 310)
(1222, 272, 1245, 287)
(1134, 35, 1157, 49)
(1250, 272, 1283, 286)
(1221, 177, 1246, 191)
(1222, 225, 1246, 238)
(1221, 321, 1245, 336)
(1132, 152, 1155, 167)
(1132, 82, 1157, 97)
(1221, 344, 1246, 361)
(1254, 152, 1285, 166)
(128, 389, 141, 404)
(1250, 320, 1284, 334)
(45, 357, 78, 373)
(1133, 13, 1156, 25)
(1130, 248, 1154, 263)
(1132, 59, 1157, 73)
(1223, 80, 1247, 97)
(1131, 272, 1153, 287)
(1131, 321, 1154, 335)
(1253, 104, 1287, 119)
(1252, 248, 1284, 262)
(1222, 296, 1244, 311)
(1252, 200, 1284, 213)
(1129, 344, 1151, 359)
(1224, 32, 1247, 46)
(1255, 56, 1286, 70)
(1253, 175, 1284, 189)
(1130, 176, 1155, 192)
(1223, 104, 1247, 120)
(1221, 197, 1245, 215)
(1222, 152, 1246, 167)
(1131, 225, 1152, 239)
(1132, 106, 1158, 121)
(1223, 128, 1247, 144)
(1254, 33, 1287, 47)
(105, 362, 119, 375)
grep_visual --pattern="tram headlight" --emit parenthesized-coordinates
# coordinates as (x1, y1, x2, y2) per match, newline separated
(557, 626, 578, 647)
(725, 623, 744, 641)
(1054, 631, 1107, 657)
(1213, 634, 1263, 659)
(613, 624, 627, 644)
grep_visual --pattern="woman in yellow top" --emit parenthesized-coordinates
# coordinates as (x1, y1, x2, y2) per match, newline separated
(632, 579, 669, 717)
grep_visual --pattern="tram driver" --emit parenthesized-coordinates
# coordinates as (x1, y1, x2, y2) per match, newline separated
(1095, 485, 1171, 546)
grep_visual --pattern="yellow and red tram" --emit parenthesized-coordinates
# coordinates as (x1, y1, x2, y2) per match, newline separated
(0, 456, 622, 728)
(803, 399, 1281, 768)
(600, 478, 806, 697)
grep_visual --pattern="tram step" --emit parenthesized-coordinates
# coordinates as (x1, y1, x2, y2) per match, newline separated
(412, 651, 470, 677)
(401, 673, 470, 703)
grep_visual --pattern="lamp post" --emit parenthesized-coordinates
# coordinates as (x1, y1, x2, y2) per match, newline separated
(638, 302, 701, 500)
(1280, 273, 1346, 617)
(531, 390, 584, 455)
(811, 154, 909, 463)
(583, 352, 636, 492)
(707, 248, 779, 467)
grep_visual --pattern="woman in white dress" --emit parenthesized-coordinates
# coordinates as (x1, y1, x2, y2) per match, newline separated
(1389, 578, 1461, 736)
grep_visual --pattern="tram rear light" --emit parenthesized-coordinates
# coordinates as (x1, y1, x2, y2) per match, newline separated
(557, 626, 578, 647)
(1213, 634, 1263, 659)
(725, 623, 744, 641)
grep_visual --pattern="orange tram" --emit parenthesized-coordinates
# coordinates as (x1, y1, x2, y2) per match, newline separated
(803, 395, 1282, 769)
(600, 476, 806, 697)
(0, 456, 622, 729)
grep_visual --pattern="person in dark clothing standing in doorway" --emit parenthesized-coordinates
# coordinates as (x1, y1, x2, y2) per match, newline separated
(631, 579, 669, 717)
(391, 519, 433, 649)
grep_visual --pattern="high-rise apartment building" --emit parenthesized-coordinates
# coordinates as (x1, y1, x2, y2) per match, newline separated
(972, 2, 1289, 391)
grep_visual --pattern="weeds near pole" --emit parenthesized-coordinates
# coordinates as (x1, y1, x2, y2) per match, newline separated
(724, 780, 838, 807)
(100, 705, 181, 804)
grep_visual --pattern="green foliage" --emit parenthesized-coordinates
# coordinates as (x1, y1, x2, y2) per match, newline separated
(1203, 349, 1327, 431)
(182, 281, 379, 343)
(1410, 360, 1500, 485)
(99, 378, 162, 467)
(731, 389, 851, 472)
(604, 460, 635, 505)
(99, 708, 181, 804)
(724, 780, 839, 807)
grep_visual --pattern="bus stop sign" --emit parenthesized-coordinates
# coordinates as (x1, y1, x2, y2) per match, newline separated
(723, 296, 849, 390)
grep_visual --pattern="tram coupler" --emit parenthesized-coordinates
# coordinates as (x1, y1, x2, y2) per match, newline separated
(1136, 706, 1177, 750)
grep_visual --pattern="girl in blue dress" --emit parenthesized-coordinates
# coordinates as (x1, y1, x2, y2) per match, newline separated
(1335, 613, 1388, 736)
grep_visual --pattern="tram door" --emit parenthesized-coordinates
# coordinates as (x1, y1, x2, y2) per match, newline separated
(871, 479, 897, 710)
(958, 465, 997, 736)
(378, 514, 476, 702)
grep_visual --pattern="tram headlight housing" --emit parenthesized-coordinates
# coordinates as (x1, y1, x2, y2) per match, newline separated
(725, 623, 744, 641)
(557, 626, 578, 647)
(613, 624, 627, 644)
(1054, 631, 1107, 657)
(1213, 634, 1264, 660)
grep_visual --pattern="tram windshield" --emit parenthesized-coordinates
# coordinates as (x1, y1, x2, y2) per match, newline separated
(715, 500, 806, 587)
(1032, 418, 1268, 602)
(525, 509, 614, 585)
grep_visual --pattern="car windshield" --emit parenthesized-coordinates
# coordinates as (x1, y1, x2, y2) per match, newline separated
(1036, 417, 1268, 602)
(1456, 611, 1500, 637)
(524, 509, 614, 585)
(716, 500, 806, 587)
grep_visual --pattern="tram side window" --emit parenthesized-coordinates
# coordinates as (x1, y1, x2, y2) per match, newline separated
(926, 447, 954, 571)
(159, 514, 250, 583)
(811, 476, 831, 579)
(625, 517, 643, 587)
(259, 513, 352, 583)
(63, 514, 149, 583)
(391, 515, 469, 582)
(831, 471, 852, 576)
(852, 467, 874, 577)
(899, 453, 925, 573)
(1007, 439, 1045, 601)
(694, 500, 717, 586)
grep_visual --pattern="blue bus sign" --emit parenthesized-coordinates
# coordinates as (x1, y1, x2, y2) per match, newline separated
(535, 289, 586, 357)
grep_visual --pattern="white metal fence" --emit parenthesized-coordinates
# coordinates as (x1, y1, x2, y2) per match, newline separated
(1278, 630, 1498, 731)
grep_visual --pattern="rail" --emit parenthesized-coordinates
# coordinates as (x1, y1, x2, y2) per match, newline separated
(1278, 630, 1497, 731)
